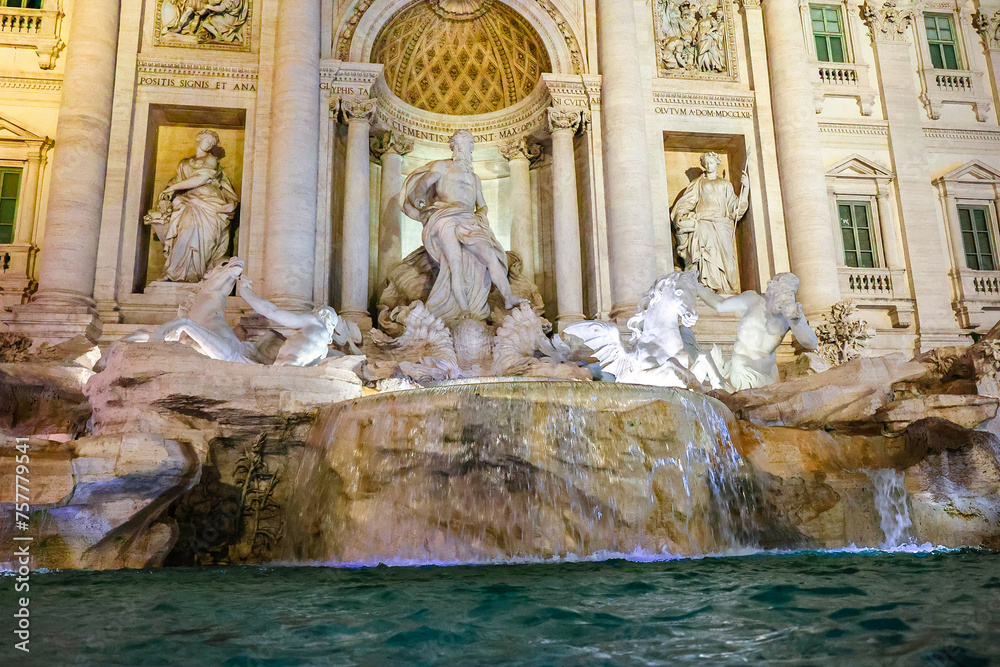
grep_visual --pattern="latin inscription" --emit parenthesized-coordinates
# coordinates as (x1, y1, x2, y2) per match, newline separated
(654, 106, 752, 119)
(138, 76, 257, 92)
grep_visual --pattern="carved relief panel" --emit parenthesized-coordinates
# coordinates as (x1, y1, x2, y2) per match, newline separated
(154, 0, 252, 51)
(653, 0, 738, 82)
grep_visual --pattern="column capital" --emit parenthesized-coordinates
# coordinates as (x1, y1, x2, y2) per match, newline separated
(547, 107, 590, 135)
(339, 97, 377, 124)
(498, 136, 541, 163)
(738, 0, 761, 8)
(974, 11, 1000, 50)
(861, 1, 916, 43)
(369, 130, 413, 161)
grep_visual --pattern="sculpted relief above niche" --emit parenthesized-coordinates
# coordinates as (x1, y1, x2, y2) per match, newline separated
(654, 0, 738, 82)
(155, 0, 252, 51)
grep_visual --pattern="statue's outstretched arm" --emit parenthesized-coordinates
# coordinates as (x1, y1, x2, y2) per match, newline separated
(697, 283, 754, 314)
(788, 307, 819, 351)
(237, 277, 314, 329)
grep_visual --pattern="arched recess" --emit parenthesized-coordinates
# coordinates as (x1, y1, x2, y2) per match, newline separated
(333, 0, 585, 76)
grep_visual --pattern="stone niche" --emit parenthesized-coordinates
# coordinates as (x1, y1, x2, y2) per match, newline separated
(134, 105, 246, 293)
(664, 131, 757, 294)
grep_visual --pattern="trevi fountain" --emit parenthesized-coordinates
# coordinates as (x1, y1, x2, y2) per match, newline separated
(1, 0, 999, 664)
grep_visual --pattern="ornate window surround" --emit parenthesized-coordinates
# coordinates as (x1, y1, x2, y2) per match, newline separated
(0, 0, 63, 69)
(0, 113, 51, 304)
(801, 0, 877, 115)
(935, 160, 1000, 329)
(913, 1, 993, 121)
(826, 154, 913, 328)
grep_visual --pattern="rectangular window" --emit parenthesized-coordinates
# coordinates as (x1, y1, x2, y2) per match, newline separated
(0, 169, 20, 245)
(810, 5, 847, 63)
(838, 200, 877, 269)
(925, 13, 961, 70)
(959, 206, 996, 271)
(0, 0, 44, 8)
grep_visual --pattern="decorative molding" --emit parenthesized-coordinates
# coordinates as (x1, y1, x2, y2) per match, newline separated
(543, 73, 602, 109)
(340, 97, 378, 123)
(153, 0, 252, 52)
(0, 5, 64, 70)
(974, 11, 1000, 50)
(923, 127, 1000, 143)
(547, 107, 588, 134)
(0, 74, 61, 92)
(653, 0, 739, 83)
(818, 121, 890, 137)
(652, 90, 755, 109)
(861, 0, 916, 43)
(137, 59, 259, 80)
(497, 136, 541, 162)
(370, 129, 414, 160)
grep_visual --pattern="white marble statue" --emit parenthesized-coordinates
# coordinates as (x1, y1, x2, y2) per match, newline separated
(145, 130, 239, 283)
(237, 276, 362, 366)
(671, 151, 749, 294)
(565, 270, 727, 391)
(126, 258, 265, 364)
(697, 273, 819, 390)
(402, 130, 526, 325)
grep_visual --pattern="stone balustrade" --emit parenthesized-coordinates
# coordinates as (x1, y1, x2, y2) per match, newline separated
(813, 61, 876, 115)
(920, 68, 992, 122)
(0, 6, 63, 69)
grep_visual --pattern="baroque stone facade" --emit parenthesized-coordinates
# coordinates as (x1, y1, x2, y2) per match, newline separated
(0, 0, 998, 357)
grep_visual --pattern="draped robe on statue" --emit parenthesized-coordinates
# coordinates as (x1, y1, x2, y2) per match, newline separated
(402, 163, 508, 324)
(672, 176, 747, 294)
(162, 156, 239, 283)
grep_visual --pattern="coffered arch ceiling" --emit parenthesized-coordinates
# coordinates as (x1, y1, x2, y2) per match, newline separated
(334, 0, 585, 90)
(371, 0, 552, 116)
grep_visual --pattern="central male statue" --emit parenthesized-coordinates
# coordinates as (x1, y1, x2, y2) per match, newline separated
(402, 130, 525, 324)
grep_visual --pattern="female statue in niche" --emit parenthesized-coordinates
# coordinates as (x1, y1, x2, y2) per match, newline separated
(671, 151, 749, 294)
(145, 130, 239, 283)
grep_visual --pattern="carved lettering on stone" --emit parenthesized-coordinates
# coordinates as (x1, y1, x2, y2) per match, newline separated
(156, 0, 251, 51)
(653, 0, 736, 80)
(861, 1, 915, 43)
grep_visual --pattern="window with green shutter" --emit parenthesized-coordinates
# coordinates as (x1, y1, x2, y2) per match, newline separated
(959, 206, 996, 271)
(925, 13, 961, 70)
(0, 0, 44, 8)
(838, 201, 877, 269)
(0, 169, 21, 245)
(810, 5, 846, 63)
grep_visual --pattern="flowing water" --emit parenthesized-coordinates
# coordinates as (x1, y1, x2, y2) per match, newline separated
(867, 469, 914, 549)
(3, 550, 998, 665)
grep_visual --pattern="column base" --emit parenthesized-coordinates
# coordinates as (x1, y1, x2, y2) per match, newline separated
(609, 302, 638, 325)
(915, 328, 971, 354)
(2, 301, 102, 347)
(555, 313, 586, 332)
(339, 309, 373, 333)
(265, 294, 314, 314)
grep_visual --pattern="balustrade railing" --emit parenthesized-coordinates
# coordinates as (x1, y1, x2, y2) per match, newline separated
(0, 6, 63, 69)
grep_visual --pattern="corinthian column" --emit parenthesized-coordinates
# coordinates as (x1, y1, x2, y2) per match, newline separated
(261, 0, 321, 312)
(975, 10, 1000, 119)
(370, 131, 413, 288)
(596, 0, 658, 320)
(761, 0, 841, 317)
(498, 136, 540, 286)
(30, 0, 120, 312)
(862, 1, 965, 348)
(548, 108, 587, 328)
(339, 98, 377, 330)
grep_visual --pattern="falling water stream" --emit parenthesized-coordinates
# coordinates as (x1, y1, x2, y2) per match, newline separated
(866, 468, 913, 549)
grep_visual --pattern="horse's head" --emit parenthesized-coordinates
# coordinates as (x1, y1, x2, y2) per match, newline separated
(626, 269, 699, 342)
(200, 257, 245, 294)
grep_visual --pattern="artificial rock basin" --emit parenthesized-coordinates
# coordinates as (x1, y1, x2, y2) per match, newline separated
(282, 381, 794, 565)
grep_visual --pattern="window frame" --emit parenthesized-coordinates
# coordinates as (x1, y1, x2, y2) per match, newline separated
(957, 204, 997, 272)
(837, 199, 880, 269)
(0, 166, 22, 246)
(924, 12, 963, 70)
(810, 4, 848, 63)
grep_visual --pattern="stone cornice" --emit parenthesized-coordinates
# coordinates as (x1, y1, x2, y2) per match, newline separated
(818, 121, 890, 136)
(923, 127, 1000, 143)
(652, 90, 756, 110)
(137, 59, 259, 80)
(0, 74, 61, 92)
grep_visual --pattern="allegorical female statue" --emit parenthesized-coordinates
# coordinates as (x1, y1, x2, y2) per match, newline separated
(144, 130, 239, 283)
(401, 130, 525, 324)
(670, 151, 749, 294)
